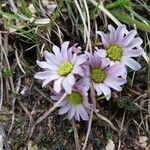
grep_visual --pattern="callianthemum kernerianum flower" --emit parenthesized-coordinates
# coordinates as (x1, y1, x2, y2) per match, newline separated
(34, 41, 87, 94)
(83, 52, 127, 100)
(51, 80, 92, 121)
(96, 25, 143, 70)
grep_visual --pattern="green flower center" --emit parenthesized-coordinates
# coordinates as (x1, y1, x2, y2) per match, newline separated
(91, 67, 106, 83)
(58, 61, 73, 76)
(68, 91, 83, 105)
(107, 45, 122, 61)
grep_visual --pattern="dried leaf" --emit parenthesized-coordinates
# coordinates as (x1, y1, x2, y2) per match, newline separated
(139, 136, 148, 148)
(106, 139, 115, 150)
(33, 18, 50, 24)
(0, 134, 3, 150)
(28, 141, 38, 150)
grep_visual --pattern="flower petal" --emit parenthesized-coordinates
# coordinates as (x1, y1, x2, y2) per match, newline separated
(121, 56, 141, 70)
(105, 63, 127, 78)
(101, 58, 110, 69)
(79, 105, 89, 121)
(53, 78, 63, 93)
(124, 37, 143, 49)
(97, 83, 111, 100)
(68, 106, 76, 120)
(53, 45, 62, 60)
(74, 54, 87, 66)
(94, 83, 102, 96)
(95, 48, 107, 58)
(61, 41, 69, 60)
(44, 51, 60, 65)
(72, 66, 84, 76)
(75, 106, 80, 121)
(104, 76, 126, 91)
(67, 74, 75, 85)
(34, 70, 52, 79)
(123, 48, 142, 57)
(108, 25, 116, 43)
(36, 60, 57, 70)
(42, 74, 59, 87)
(71, 53, 77, 64)
(97, 31, 110, 47)
(121, 30, 137, 46)
(116, 25, 126, 43)
(58, 103, 71, 115)
(62, 78, 73, 94)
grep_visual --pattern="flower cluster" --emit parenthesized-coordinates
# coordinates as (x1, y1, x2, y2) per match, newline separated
(34, 25, 144, 121)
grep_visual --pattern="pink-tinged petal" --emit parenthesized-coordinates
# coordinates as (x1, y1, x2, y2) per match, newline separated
(108, 25, 116, 43)
(95, 48, 107, 58)
(121, 30, 137, 46)
(104, 77, 126, 91)
(121, 56, 141, 70)
(56, 100, 67, 107)
(105, 63, 127, 78)
(101, 58, 110, 69)
(93, 83, 102, 96)
(61, 41, 70, 60)
(53, 78, 63, 93)
(75, 106, 80, 121)
(34, 70, 52, 79)
(53, 45, 62, 60)
(71, 53, 77, 64)
(72, 66, 84, 76)
(67, 74, 75, 85)
(124, 37, 143, 49)
(79, 105, 89, 121)
(97, 31, 110, 47)
(58, 103, 71, 115)
(51, 95, 61, 101)
(36, 60, 57, 70)
(62, 78, 72, 94)
(42, 74, 59, 87)
(44, 51, 60, 65)
(116, 25, 126, 43)
(68, 106, 76, 120)
(93, 52, 102, 66)
(123, 48, 142, 57)
(97, 83, 111, 100)
(76, 78, 90, 90)
(74, 54, 87, 66)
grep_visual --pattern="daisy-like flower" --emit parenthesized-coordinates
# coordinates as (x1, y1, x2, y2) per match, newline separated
(51, 80, 92, 121)
(34, 41, 87, 94)
(96, 24, 143, 70)
(83, 52, 127, 100)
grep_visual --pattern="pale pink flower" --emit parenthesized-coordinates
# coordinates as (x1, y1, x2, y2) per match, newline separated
(34, 41, 87, 94)
(83, 52, 127, 100)
(96, 25, 143, 70)
(51, 80, 92, 121)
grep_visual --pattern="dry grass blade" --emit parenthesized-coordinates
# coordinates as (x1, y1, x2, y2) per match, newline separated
(95, 111, 118, 132)
(71, 120, 81, 150)
(0, 124, 11, 150)
(35, 93, 67, 125)
(82, 109, 93, 150)
(82, 84, 96, 150)
(90, 0, 121, 26)
(74, 0, 91, 51)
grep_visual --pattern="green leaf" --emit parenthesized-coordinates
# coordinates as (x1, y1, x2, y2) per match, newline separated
(20, 0, 32, 18)
(106, 0, 129, 9)
(0, 7, 20, 20)
(90, 2, 100, 19)
(112, 12, 150, 32)
(2, 68, 11, 78)
(97, 95, 107, 101)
